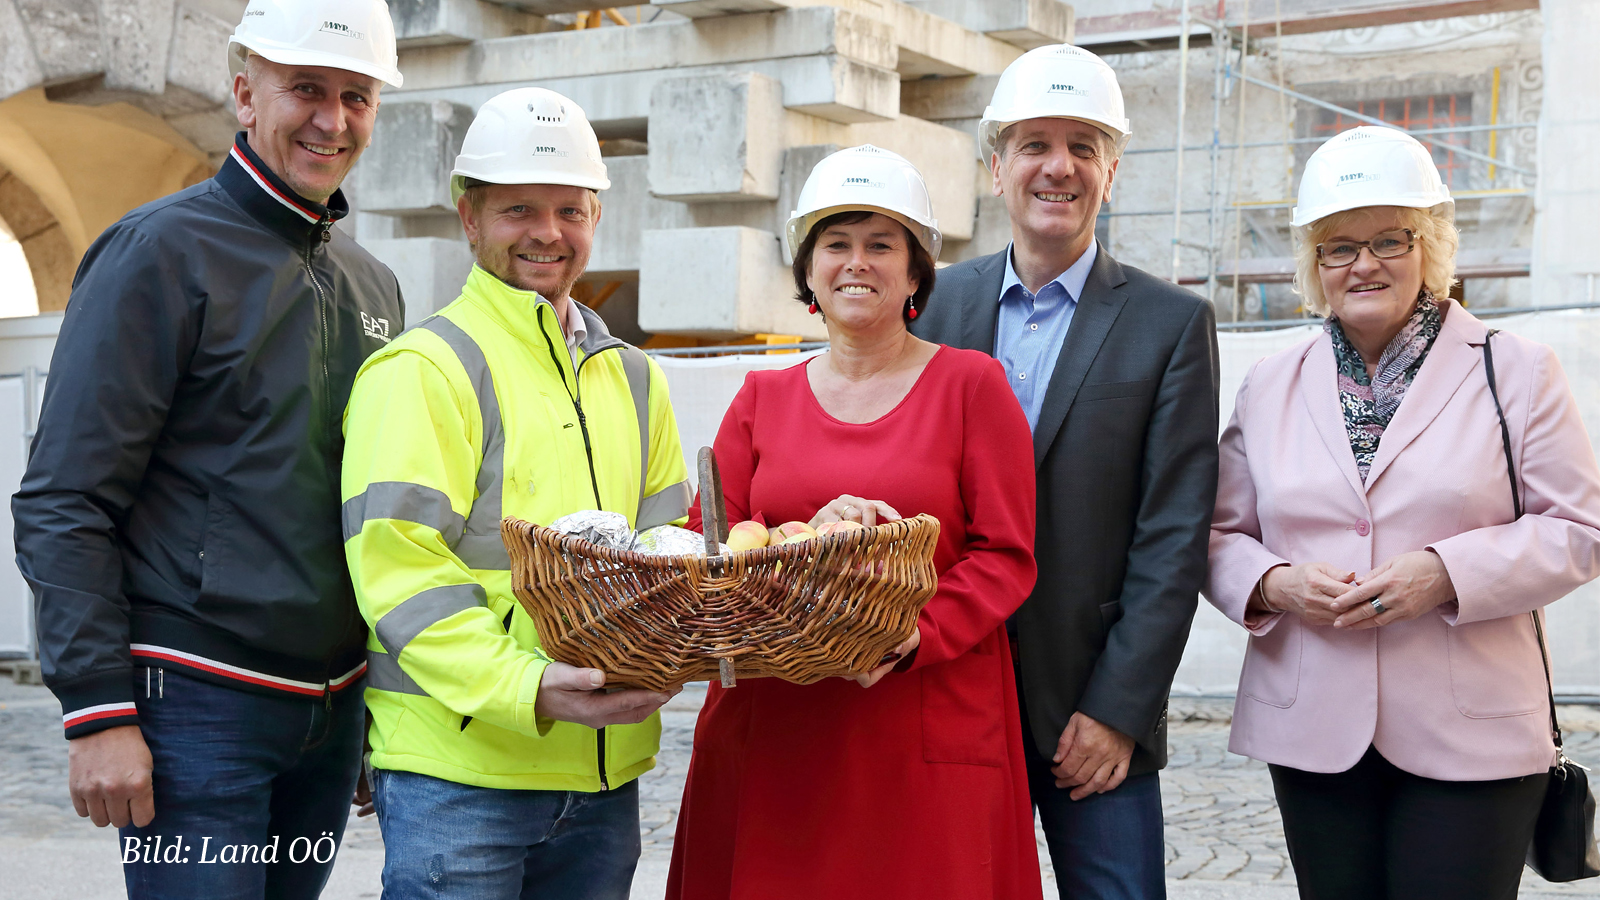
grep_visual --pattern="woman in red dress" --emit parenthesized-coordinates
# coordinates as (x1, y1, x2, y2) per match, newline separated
(667, 145, 1042, 900)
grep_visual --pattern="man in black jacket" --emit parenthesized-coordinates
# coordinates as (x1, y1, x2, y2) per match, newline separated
(913, 45, 1218, 899)
(12, 1, 405, 896)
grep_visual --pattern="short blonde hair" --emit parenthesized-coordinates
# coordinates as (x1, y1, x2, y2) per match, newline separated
(1292, 205, 1458, 317)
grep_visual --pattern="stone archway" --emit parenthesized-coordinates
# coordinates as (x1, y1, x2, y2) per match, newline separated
(0, 163, 72, 313)
(0, 0, 238, 317)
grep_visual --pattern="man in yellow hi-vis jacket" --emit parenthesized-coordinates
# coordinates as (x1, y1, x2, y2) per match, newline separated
(341, 87, 692, 900)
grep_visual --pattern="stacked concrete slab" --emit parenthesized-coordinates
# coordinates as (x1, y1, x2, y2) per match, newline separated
(354, 0, 1073, 335)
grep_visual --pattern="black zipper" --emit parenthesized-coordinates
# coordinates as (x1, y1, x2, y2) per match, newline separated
(535, 304, 611, 789)
(305, 215, 352, 688)
(305, 216, 334, 439)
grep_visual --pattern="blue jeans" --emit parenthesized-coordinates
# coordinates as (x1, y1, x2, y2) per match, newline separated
(119, 666, 365, 900)
(1021, 683, 1166, 900)
(370, 768, 641, 900)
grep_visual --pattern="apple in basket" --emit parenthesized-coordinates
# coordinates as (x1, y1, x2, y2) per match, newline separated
(726, 520, 770, 552)
(816, 520, 866, 537)
(773, 521, 818, 545)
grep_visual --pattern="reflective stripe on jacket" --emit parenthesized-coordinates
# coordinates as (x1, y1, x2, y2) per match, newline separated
(342, 265, 690, 791)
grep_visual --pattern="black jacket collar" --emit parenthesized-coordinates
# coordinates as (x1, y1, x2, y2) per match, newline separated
(215, 132, 347, 248)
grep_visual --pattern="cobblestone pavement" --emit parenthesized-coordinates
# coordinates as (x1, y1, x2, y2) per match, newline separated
(9, 678, 1600, 898)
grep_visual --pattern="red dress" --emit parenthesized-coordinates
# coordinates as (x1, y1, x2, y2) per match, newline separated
(667, 346, 1042, 900)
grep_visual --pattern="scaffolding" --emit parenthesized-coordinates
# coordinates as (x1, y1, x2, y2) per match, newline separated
(1141, 2, 1538, 322)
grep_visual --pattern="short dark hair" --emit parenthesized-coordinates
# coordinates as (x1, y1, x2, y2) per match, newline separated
(790, 210, 936, 323)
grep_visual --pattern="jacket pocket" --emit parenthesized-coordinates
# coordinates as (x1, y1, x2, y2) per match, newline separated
(1447, 615, 1545, 718)
(1099, 600, 1124, 635)
(922, 650, 1005, 766)
(198, 492, 230, 597)
(1239, 618, 1302, 708)
(1077, 379, 1154, 403)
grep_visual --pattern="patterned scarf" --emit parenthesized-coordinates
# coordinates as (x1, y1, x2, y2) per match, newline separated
(1325, 295, 1444, 483)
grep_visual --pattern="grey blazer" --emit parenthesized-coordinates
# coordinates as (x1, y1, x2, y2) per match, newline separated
(912, 247, 1220, 775)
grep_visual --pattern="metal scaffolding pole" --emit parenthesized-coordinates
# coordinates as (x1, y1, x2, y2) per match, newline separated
(1206, 15, 1229, 303)
(1170, 0, 1193, 284)
(1233, 71, 1534, 176)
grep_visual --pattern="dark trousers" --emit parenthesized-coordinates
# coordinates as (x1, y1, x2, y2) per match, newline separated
(120, 666, 366, 900)
(371, 769, 641, 900)
(1020, 674, 1167, 900)
(1270, 745, 1548, 900)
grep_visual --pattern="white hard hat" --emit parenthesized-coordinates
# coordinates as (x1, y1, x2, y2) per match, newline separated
(1292, 126, 1453, 228)
(229, 0, 403, 88)
(450, 88, 610, 203)
(979, 44, 1131, 165)
(784, 145, 942, 262)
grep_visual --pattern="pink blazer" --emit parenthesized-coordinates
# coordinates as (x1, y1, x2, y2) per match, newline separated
(1206, 301, 1600, 780)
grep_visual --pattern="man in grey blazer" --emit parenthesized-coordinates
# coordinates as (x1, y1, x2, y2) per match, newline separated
(912, 45, 1219, 898)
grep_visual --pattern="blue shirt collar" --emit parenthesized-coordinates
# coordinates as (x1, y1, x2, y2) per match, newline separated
(999, 238, 1098, 305)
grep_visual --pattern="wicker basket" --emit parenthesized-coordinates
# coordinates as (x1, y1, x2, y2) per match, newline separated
(502, 459, 940, 691)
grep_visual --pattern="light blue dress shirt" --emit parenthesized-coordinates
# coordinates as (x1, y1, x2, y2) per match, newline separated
(994, 239, 1098, 431)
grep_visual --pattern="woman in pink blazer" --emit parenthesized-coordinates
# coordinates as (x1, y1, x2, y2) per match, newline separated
(1207, 127, 1600, 900)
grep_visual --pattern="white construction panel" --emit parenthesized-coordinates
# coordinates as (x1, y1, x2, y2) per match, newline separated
(0, 374, 33, 657)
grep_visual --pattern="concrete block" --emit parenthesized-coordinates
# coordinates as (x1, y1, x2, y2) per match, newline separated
(100, 0, 177, 94)
(638, 225, 822, 338)
(388, 53, 899, 129)
(14, 0, 103, 85)
(590, 155, 776, 276)
(649, 72, 784, 202)
(352, 100, 474, 214)
(881, 1, 1022, 79)
(391, 0, 550, 48)
(165, 4, 233, 104)
(650, 0, 788, 17)
(899, 74, 999, 121)
(361, 237, 476, 322)
(776, 143, 840, 248)
(398, 8, 895, 92)
(592, 156, 695, 277)
(494, 0, 659, 12)
(906, 0, 1074, 50)
(654, 0, 1027, 78)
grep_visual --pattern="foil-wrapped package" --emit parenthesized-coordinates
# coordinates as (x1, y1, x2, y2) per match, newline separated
(631, 525, 728, 557)
(549, 510, 634, 550)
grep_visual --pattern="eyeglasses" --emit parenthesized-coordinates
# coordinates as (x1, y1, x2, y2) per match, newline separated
(1315, 229, 1418, 268)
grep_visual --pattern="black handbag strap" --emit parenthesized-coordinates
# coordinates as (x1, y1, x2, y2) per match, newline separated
(1483, 329, 1563, 750)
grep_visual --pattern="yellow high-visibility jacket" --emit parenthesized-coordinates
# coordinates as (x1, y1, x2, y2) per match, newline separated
(341, 265, 691, 791)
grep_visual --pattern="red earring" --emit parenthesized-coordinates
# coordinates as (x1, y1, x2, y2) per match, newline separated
(906, 298, 918, 320)
(808, 301, 818, 315)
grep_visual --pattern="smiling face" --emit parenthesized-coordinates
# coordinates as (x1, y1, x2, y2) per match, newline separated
(1316, 206, 1425, 340)
(803, 213, 921, 335)
(233, 56, 381, 204)
(992, 117, 1118, 259)
(457, 182, 600, 301)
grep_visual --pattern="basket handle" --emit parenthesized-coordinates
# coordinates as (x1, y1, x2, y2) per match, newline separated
(697, 446, 729, 553)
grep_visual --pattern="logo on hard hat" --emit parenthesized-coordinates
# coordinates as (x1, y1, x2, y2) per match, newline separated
(1338, 172, 1380, 185)
(533, 146, 570, 158)
(842, 176, 886, 189)
(319, 21, 364, 39)
(244, 8, 264, 16)
(1047, 83, 1089, 97)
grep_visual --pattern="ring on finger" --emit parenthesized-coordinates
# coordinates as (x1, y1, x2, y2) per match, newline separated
(1370, 597, 1388, 615)
(843, 505, 858, 518)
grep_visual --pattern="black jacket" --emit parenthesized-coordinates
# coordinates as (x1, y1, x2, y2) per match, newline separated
(912, 247, 1219, 775)
(15, 134, 404, 738)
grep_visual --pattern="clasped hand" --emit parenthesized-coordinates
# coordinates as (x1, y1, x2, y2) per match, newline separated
(1261, 550, 1456, 629)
